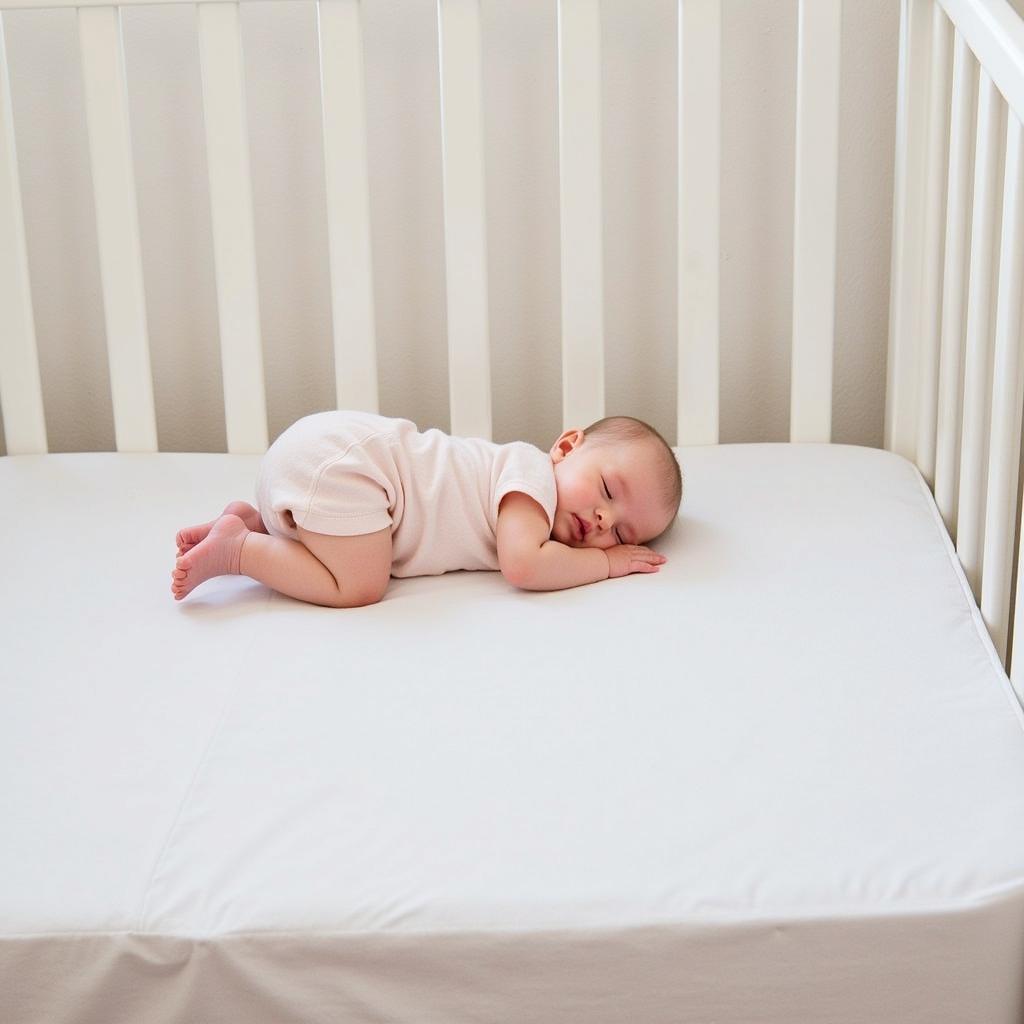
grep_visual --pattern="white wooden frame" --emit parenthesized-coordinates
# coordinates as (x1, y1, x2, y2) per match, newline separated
(3, 0, 1024, 684)
(888, 0, 1024, 693)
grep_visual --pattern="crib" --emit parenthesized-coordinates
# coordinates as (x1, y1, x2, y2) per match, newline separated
(3, 0, 1024, 1020)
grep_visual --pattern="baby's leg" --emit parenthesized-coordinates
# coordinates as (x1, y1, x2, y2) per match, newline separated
(172, 518, 392, 608)
(176, 500, 267, 556)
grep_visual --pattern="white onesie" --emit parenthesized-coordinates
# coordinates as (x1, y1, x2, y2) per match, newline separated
(254, 410, 558, 578)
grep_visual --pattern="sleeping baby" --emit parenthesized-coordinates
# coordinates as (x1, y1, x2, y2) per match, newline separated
(171, 410, 683, 607)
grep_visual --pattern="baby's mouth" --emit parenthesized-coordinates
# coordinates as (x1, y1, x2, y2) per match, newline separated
(572, 514, 587, 541)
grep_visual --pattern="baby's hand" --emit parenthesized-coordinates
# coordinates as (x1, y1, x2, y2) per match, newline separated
(605, 544, 667, 579)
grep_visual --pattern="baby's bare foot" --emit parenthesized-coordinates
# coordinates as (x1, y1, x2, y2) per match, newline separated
(176, 517, 218, 557)
(176, 500, 263, 555)
(172, 514, 249, 601)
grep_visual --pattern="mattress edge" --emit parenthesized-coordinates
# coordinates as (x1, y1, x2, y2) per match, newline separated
(906, 458, 1024, 729)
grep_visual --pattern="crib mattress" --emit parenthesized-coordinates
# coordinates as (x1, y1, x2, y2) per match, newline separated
(3, 442, 1024, 1022)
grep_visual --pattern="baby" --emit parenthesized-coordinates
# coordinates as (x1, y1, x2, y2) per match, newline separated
(171, 410, 682, 607)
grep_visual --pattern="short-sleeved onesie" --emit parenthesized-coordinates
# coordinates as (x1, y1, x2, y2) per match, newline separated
(254, 410, 558, 578)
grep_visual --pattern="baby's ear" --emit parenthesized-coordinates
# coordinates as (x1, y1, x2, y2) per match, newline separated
(551, 428, 584, 460)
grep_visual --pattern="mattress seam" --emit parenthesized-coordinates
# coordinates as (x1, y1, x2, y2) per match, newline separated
(909, 459, 1024, 729)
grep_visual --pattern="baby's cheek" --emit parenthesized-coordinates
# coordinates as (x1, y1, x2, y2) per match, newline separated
(557, 508, 571, 541)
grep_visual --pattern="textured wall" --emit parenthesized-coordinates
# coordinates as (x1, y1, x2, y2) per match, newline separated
(1, 0, 898, 455)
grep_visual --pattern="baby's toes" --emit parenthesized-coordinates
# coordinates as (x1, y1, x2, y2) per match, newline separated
(176, 533, 196, 555)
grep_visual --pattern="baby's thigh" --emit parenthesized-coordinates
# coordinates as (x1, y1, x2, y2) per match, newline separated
(297, 525, 393, 605)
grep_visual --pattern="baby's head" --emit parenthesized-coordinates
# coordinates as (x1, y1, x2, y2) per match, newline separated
(548, 415, 683, 549)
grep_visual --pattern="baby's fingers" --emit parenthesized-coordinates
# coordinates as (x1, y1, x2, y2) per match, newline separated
(631, 552, 667, 573)
(637, 547, 667, 564)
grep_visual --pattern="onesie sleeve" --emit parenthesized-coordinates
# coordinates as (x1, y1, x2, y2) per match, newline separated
(491, 442, 558, 534)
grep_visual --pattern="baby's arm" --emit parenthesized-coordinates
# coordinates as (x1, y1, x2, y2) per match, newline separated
(497, 491, 607, 590)
(496, 492, 666, 591)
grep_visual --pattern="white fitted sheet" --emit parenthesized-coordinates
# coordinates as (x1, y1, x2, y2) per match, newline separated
(3, 442, 1024, 1022)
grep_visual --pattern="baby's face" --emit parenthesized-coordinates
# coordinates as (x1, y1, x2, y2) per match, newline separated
(548, 429, 672, 549)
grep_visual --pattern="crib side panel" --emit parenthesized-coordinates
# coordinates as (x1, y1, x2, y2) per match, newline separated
(0, 0, 851, 459)
(891, 0, 1024, 684)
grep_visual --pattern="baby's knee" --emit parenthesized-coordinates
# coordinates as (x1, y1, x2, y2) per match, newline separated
(330, 580, 388, 608)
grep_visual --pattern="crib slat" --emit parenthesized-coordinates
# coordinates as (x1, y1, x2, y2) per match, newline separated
(677, 0, 720, 446)
(438, 0, 491, 440)
(789, 0, 840, 445)
(981, 112, 1024, 665)
(934, 31, 977, 540)
(914, 3, 952, 485)
(558, 0, 603, 430)
(78, 5, 157, 452)
(317, 0, 379, 416)
(0, 14, 47, 454)
(887, 0, 933, 462)
(198, 1, 268, 454)
(956, 71, 1003, 602)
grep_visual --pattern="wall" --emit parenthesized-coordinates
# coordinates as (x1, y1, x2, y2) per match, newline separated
(0, 0, 899, 455)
